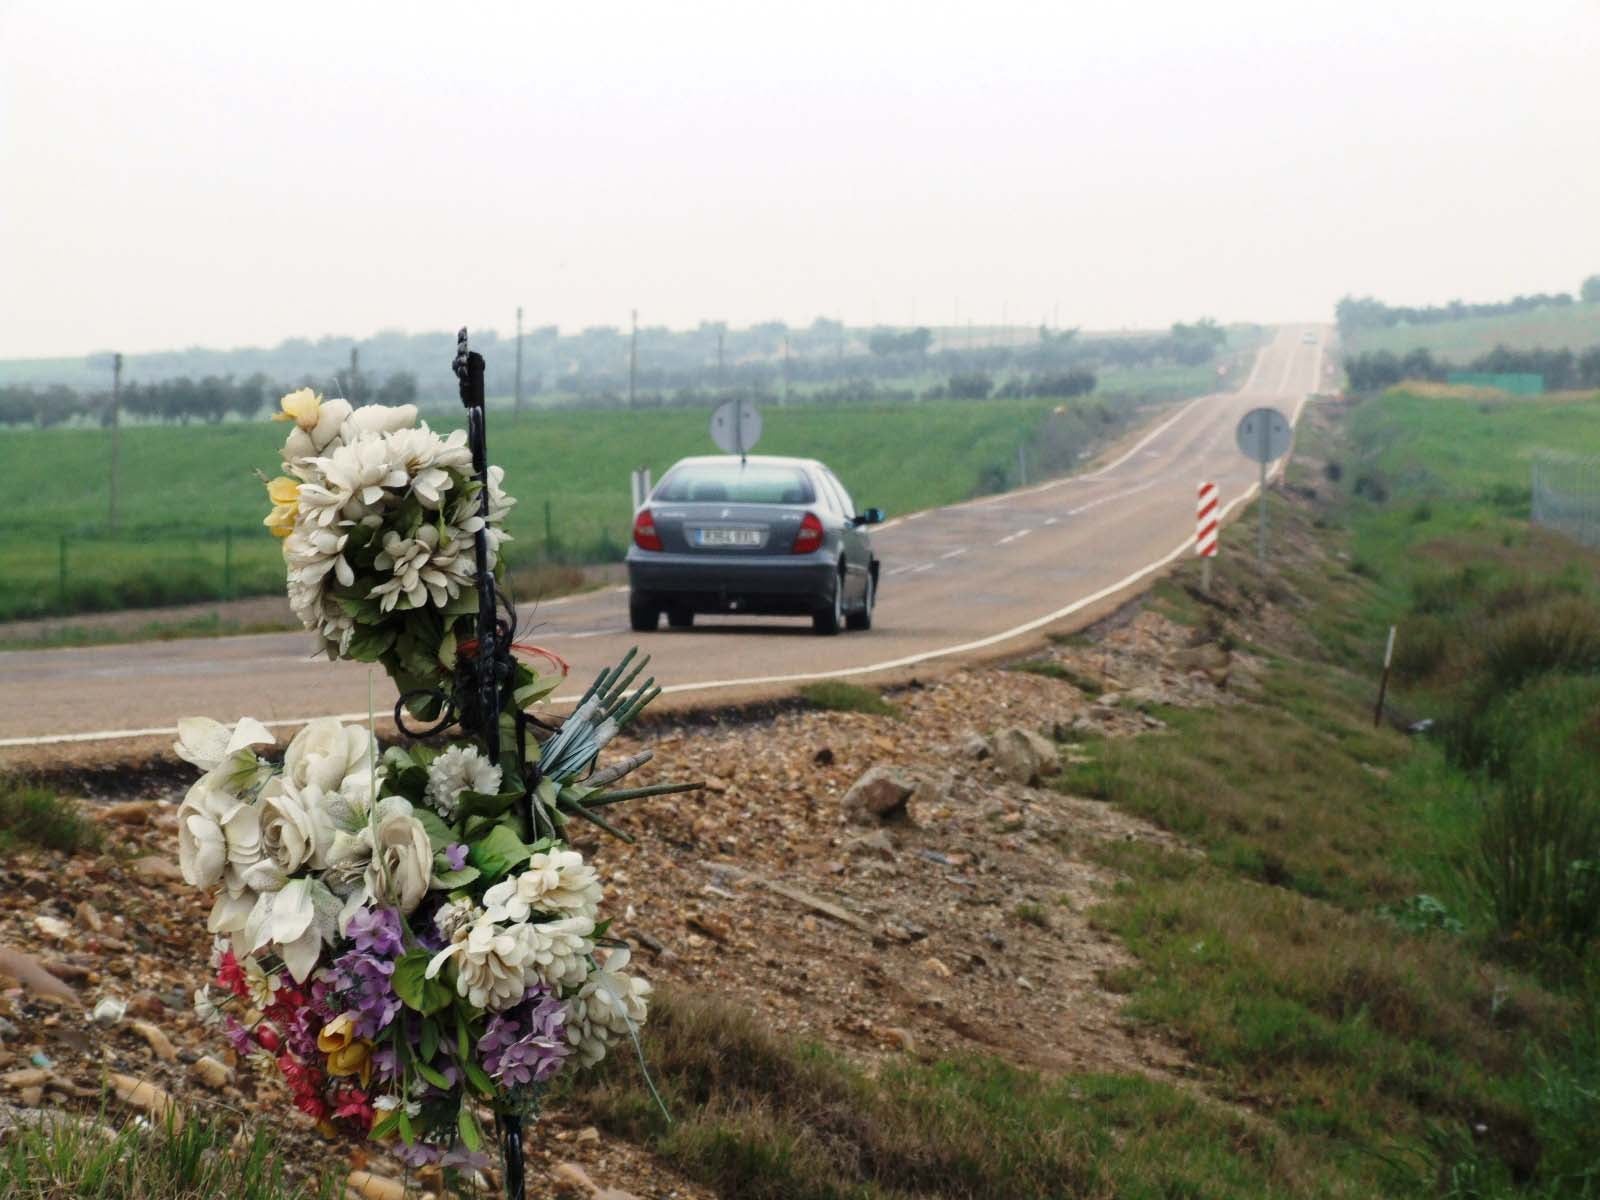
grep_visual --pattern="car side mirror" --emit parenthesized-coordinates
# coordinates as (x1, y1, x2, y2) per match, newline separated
(854, 507, 886, 526)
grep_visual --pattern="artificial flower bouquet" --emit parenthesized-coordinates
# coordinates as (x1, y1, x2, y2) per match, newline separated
(177, 385, 678, 1172)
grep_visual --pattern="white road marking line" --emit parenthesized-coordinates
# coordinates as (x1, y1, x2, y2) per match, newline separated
(1043, 516, 1058, 525)
(564, 628, 625, 639)
(885, 563, 918, 576)
(997, 529, 1032, 545)
(1, 343, 1317, 750)
(939, 547, 968, 559)
(1067, 478, 1159, 516)
(910, 562, 935, 573)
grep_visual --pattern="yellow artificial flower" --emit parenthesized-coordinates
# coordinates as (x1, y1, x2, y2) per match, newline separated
(318, 1014, 374, 1087)
(275, 388, 322, 429)
(262, 476, 300, 539)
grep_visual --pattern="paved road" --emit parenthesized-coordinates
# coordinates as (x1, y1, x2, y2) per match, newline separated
(0, 326, 1329, 751)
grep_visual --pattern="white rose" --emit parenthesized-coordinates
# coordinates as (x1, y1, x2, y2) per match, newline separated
(258, 776, 334, 876)
(363, 797, 433, 914)
(342, 403, 417, 439)
(174, 716, 275, 792)
(176, 778, 263, 892)
(283, 718, 378, 797)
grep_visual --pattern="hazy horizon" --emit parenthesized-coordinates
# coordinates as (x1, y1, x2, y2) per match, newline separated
(3, 0, 1597, 360)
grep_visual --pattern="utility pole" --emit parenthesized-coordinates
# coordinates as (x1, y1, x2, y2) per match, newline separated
(108, 352, 122, 531)
(347, 347, 360, 404)
(628, 308, 638, 410)
(716, 328, 725, 391)
(514, 305, 524, 416)
(781, 335, 790, 407)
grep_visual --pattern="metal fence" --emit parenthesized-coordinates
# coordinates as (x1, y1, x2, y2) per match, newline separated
(1532, 451, 1600, 549)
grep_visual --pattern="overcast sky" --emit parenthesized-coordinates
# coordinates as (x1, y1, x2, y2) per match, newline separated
(2, 1, 1597, 358)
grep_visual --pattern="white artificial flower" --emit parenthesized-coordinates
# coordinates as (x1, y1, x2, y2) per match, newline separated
(174, 717, 275, 792)
(511, 914, 594, 990)
(362, 797, 433, 914)
(301, 439, 408, 524)
(434, 897, 479, 942)
(425, 915, 531, 1012)
(424, 745, 501, 819)
(368, 525, 473, 612)
(383, 426, 472, 508)
(281, 396, 353, 462)
(563, 945, 651, 1067)
(192, 985, 219, 1025)
(257, 775, 335, 876)
(342, 403, 418, 440)
(482, 850, 602, 923)
(243, 877, 338, 983)
(283, 718, 379, 798)
(177, 777, 263, 892)
(284, 524, 353, 587)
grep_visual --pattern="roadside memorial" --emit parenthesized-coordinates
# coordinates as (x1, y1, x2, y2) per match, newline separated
(174, 330, 696, 1199)
(1234, 406, 1292, 567)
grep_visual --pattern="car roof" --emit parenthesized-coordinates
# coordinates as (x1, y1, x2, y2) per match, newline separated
(665, 455, 827, 471)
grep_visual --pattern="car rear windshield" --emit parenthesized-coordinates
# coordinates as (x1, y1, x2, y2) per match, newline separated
(655, 463, 815, 505)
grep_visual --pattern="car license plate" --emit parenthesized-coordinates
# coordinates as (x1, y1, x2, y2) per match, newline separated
(695, 527, 763, 548)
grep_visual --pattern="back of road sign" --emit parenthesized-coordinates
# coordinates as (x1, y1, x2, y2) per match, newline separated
(710, 399, 762, 456)
(1235, 407, 1292, 464)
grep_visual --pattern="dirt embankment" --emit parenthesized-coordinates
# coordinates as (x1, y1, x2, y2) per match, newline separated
(0, 596, 1242, 1197)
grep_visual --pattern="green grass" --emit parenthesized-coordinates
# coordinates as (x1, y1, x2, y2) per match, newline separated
(1345, 301, 1600, 360)
(569, 989, 1324, 1199)
(797, 682, 902, 719)
(0, 776, 102, 857)
(1009, 657, 1102, 694)
(0, 1107, 334, 1199)
(0, 612, 297, 651)
(0, 390, 1179, 621)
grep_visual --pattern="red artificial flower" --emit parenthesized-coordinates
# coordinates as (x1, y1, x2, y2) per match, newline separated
(254, 1024, 282, 1054)
(216, 950, 249, 998)
(331, 1086, 375, 1131)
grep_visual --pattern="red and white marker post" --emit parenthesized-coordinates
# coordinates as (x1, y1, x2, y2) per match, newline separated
(1196, 481, 1219, 592)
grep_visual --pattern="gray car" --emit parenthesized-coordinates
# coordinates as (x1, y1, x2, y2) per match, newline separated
(626, 455, 884, 635)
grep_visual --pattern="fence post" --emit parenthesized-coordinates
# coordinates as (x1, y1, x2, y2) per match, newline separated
(58, 534, 67, 608)
(223, 527, 234, 599)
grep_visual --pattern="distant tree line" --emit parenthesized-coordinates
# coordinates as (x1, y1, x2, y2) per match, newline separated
(0, 370, 419, 428)
(1335, 286, 1594, 334)
(1344, 345, 1600, 393)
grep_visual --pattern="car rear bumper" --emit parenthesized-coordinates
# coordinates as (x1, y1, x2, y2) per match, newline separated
(628, 552, 836, 615)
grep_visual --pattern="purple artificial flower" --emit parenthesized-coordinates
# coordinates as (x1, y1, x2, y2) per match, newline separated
(394, 1141, 444, 1168)
(344, 906, 404, 957)
(478, 986, 570, 1088)
(371, 1044, 399, 1083)
(222, 1016, 253, 1056)
(330, 947, 401, 1039)
(444, 843, 469, 871)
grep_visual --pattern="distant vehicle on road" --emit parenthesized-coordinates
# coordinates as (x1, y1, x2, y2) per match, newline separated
(627, 455, 884, 635)
(1301, 331, 1318, 344)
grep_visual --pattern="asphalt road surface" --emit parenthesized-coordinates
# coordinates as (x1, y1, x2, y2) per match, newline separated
(0, 326, 1329, 752)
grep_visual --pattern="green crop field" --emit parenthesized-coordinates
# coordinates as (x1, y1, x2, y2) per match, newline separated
(1345, 300, 1600, 360)
(0, 390, 1172, 622)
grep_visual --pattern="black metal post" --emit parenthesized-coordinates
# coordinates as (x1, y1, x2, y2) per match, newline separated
(453, 328, 523, 1200)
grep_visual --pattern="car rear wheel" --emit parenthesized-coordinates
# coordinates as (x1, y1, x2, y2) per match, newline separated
(667, 606, 695, 629)
(813, 572, 844, 635)
(629, 598, 659, 632)
(846, 572, 874, 631)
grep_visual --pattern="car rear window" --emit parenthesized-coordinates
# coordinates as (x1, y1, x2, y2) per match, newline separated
(655, 463, 815, 504)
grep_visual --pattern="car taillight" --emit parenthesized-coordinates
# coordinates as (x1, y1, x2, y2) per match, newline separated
(633, 508, 663, 552)
(791, 511, 824, 554)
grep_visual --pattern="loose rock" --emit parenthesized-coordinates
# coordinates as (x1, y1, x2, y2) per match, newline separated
(840, 765, 917, 823)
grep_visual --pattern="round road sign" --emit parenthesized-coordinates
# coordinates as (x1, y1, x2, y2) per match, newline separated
(1235, 407, 1292, 464)
(710, 398, 762, 456)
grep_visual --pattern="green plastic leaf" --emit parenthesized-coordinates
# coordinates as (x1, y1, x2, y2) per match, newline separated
(458, 1104, 483, 1152)
(414, 808, 455, 853)
(432, 864, 481, 889)
(462, 1058, 496, 1098)
(415, 1060, 452, 1091)
(346, 624, 396, 663)
(457, 787, 522, 822)
(419, 1018, 438, 1064)
(392, 950, 453, 1015)
(369, 1110, 403, 1141)
(468, 824, 532, 882)
(397, 1109, 415, 1145)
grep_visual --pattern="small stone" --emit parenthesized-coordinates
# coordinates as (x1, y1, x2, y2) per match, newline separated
(574, 1125, 600, 1145)
(109, 1073, 181, 1129)
(191, 1055, 232, 1090)
(33, 916, 71, 941)
(129, 1019, 177, 1061)
(345, 1170, 406, 1200)
(961, 732, 992, 760)
(846, 829, 896, 859)
(878, 1026, 915, 1052)
(922, 956, 953, 979)
(991, 727, 1060, 786)
(552, 1162, 598, 1196)
(91, 997, 127, 1026)
(840, 765, 917, 823)
(1017, 976, 1035, 991)
(127, 991, 167, 1020)
(812, 747, 835, 765)
(686, 911, 732, 943)
(74, 902, 104, 933)
(129, 857, 183, 882)
(3, 1068, 50, 1089)
(18, 1085, 42, 1106)
(103, 801, 157, 826)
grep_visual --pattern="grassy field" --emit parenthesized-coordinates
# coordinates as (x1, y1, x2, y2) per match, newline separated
(1345, 302, 1600, 360)
(0, 390, 1175, 622)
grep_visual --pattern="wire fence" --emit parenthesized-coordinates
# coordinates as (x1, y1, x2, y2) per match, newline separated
(1531, 451, 1600, 550)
